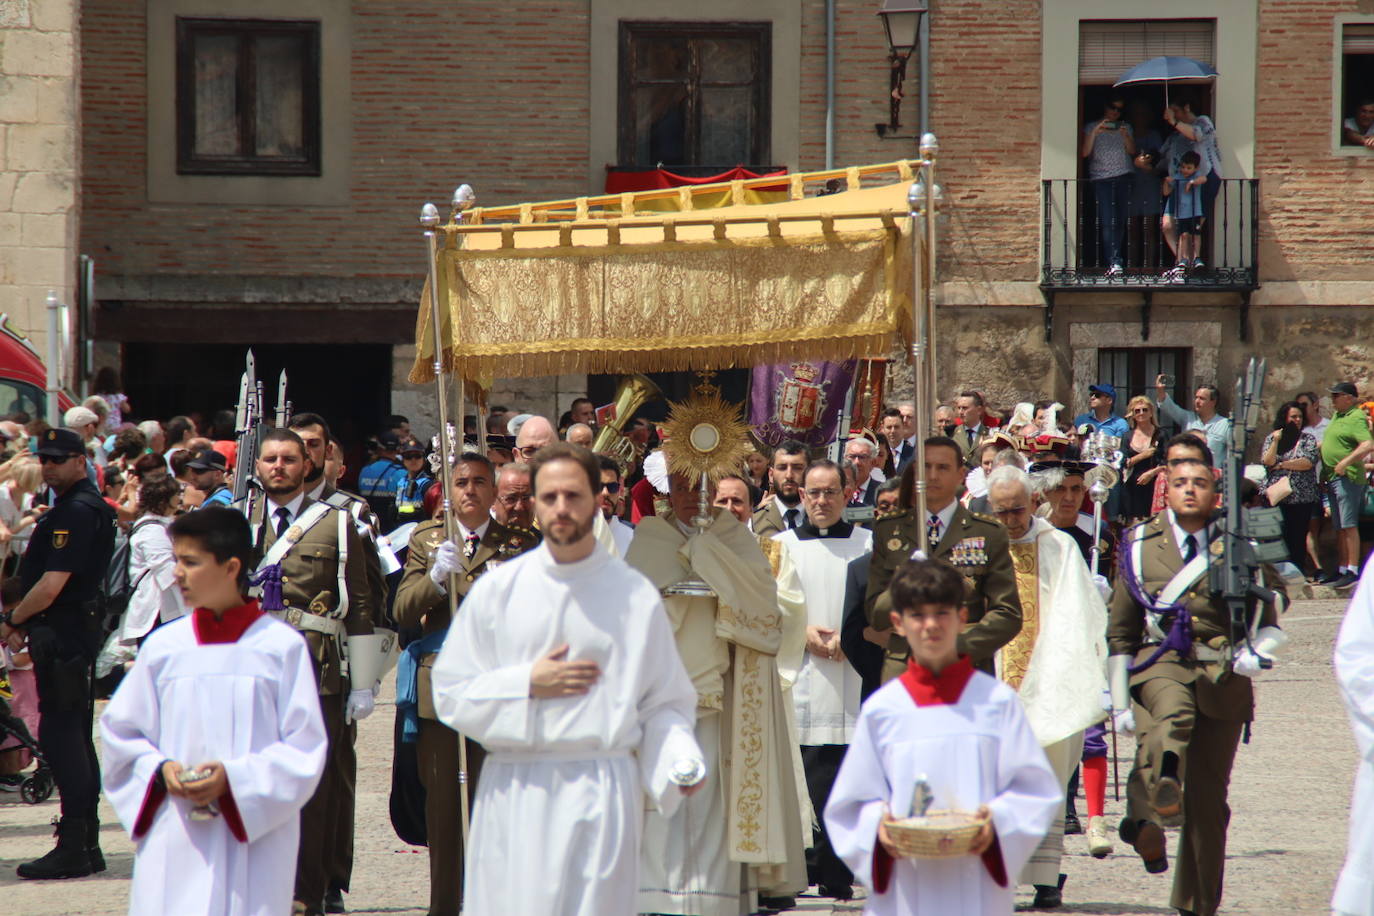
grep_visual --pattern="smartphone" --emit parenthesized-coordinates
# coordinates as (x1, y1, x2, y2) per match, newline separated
(1103, 121, 1120, 130)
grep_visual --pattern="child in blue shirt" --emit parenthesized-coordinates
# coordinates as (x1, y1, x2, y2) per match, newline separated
(1162, 151, 1206, 277)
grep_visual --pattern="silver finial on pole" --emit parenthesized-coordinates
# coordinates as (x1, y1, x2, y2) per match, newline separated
(919, 132, 939, 159)
(420, 202, 440, 228)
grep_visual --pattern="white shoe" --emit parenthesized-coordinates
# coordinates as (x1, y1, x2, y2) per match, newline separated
(1087, 815, 1113, 858)
(1106, 264, 1123, 278)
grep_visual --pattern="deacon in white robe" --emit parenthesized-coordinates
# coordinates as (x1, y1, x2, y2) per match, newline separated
(987, 466, 1108, 895)
(823, 657, 1062, 916)
(1334, 566, 1374, 916)
(100, 603, 328, 916)
(775, 483, 873, 895)
(629, 473, 804, 916)
(430, 541, 702, 916)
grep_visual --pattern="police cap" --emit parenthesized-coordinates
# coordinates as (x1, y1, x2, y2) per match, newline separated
(34, 427, 86, 458)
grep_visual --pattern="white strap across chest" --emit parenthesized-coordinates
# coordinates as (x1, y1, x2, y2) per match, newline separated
(1130, 523, 1213, 640)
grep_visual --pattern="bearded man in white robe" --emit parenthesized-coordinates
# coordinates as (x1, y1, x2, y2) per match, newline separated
(629, 471, 804, 916)
(985, 465, 1108, 909)
(1335, 565, 1374, 916)
(430, 443, 703, 916)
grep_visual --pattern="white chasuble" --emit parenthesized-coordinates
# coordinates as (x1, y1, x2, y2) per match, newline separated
(775, 524, 872, 746)
(100, 605, 328, 916)
(1334, 569, 1374, 916)
(823, 660, 1062, 916)
(628, 511, 805, 912)
(429, 542, 701, 916)
(997, 518, 1109, 747)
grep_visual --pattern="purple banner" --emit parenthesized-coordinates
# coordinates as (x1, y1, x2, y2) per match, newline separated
(749, 359, 856, 449)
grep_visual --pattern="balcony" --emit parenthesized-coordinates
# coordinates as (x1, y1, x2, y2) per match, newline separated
(1039, 178, 1260, 338)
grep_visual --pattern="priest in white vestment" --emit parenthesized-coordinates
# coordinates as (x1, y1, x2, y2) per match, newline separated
(629, 472, 804, 916)
(775, 460, 872, 898)
(430, 444, 703, 916)
(985, 466, 1108, 906)
(1334, 565, 1374, 916)
(824, 557, 1061, 916)
(100, 508, 328, 916)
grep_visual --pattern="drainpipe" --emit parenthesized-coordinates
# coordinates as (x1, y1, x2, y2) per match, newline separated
(918, 12, 930, 137)
(825, 0, 836, 169)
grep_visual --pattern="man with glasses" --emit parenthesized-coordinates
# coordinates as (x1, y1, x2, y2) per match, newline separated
(2, 428, 116, 878)
(1320, 382, 1373, 588)
(986, 464, 1111, 906)
(492, 462, 534, 531)
(597, 454, 633, 555)
(843, 436, 883, 507)
(1073, 382, 1131, 439)
(513, 415, 556, 460)
(1083, 97, 1137, 277)
(774, 459, 872, 901)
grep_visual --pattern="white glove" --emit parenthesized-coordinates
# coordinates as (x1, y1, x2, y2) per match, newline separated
(1233, 627, 1288, 679)
(1092, 574, 1113, 603)
(428, 540, 462, 593)
(1112, 707, 1136, 737)
(1107, 654, 1135, 735)
(345, 688, 375, 724)
(1232, 649, 1266, 678)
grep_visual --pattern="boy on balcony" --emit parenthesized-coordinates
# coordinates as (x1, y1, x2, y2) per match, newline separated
(1162, 151, 1206, 280)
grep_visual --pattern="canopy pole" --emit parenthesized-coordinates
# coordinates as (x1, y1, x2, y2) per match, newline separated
(419, 202, 469, 851)
(909, 133, 940, 551)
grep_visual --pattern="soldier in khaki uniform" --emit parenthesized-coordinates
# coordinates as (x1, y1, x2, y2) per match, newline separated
(865, 436, 1022, 682)
(289, 412, 392, 914)
(1108, 438, 1285, 916)
(393, 452, 537, 916)
(752, 440, 809, 536)
(245, 430, 375, 916)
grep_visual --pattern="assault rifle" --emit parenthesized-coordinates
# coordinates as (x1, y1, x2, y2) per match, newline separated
(1209, 357, 1286, 665)
(231, 351, 289, 523)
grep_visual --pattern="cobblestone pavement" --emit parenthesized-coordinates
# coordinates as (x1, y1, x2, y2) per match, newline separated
(0, 598, 1359, 915)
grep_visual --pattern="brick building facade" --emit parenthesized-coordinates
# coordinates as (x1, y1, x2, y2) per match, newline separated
(23, 0, 1373, 437)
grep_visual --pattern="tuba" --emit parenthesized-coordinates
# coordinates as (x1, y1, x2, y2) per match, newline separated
(592, 374, 663, 466)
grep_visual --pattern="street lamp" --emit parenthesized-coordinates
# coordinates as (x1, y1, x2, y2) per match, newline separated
(875, 0, 927, 137)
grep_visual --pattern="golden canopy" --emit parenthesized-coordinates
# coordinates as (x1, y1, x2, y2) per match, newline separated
(410, 160, 922, 383)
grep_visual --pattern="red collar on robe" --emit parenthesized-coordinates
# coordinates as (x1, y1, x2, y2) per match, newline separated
(899, 654, 975, 706)
(192, 600, 264, 645)
(873, 653, 1008, 893)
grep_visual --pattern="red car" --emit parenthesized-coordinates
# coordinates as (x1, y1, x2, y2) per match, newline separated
(0, 315, 75, 420)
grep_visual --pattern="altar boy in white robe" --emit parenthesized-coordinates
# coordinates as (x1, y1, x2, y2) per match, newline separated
(824, 558, 1061, 916)
(1334, 564, 1374, 916)
(775, 459, 872, 899)
(100, 507, 328, 916)
(430, 443, 704, 916)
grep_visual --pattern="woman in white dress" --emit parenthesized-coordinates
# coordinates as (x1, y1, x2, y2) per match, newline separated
(120, 475, 186, 644)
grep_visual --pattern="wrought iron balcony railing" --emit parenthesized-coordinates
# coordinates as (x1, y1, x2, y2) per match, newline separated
(1040, 178, 1259, 291)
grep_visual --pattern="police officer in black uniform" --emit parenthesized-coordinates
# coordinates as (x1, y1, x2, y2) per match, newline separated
(0, 428, 117, 879)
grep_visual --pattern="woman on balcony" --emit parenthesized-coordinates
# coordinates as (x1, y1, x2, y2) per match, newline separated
(1082, 97, 1136, 278)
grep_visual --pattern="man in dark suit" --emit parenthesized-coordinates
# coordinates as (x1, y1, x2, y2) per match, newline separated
(843, 436, 882, 507)
(838, 553, 882, 700)
(864, 436, 1022, 682)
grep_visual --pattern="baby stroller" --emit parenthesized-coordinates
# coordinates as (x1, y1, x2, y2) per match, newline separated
(0, 694, 54, 804)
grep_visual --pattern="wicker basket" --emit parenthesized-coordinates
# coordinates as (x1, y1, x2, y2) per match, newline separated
(884, 810, 986, 859)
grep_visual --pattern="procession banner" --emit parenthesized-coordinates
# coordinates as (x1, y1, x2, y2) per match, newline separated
(748, 359, 856, 449)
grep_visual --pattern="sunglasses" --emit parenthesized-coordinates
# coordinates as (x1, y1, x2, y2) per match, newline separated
(38, 454, 78, 465)
(602, 481, 622, 494)
(401, 451, 424, 459)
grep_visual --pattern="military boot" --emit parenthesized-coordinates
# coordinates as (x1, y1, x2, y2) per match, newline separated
(17, 816, 95, 879)
(86, 816, 106, 873)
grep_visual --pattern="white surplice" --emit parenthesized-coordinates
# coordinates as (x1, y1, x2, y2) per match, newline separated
(1334, 567, 1374, 916)
(823, 666, 1061, 916)
(775, 523, 872, 745)
(100, 611, 327, 916)
(430, 541, 702, 916)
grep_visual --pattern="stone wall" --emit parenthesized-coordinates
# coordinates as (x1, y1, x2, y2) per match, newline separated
(0, 0, 79, 352)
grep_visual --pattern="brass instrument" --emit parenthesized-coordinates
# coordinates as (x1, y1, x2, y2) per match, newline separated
(591, 373, 662, 465)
